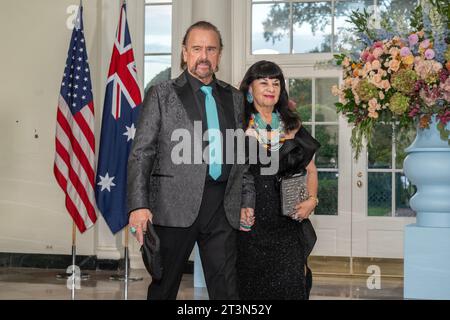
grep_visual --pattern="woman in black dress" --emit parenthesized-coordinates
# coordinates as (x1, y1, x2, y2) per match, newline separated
(237, 61, 320, 300)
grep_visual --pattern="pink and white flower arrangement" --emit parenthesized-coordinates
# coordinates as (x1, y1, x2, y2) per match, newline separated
(332, 30, 449, 157)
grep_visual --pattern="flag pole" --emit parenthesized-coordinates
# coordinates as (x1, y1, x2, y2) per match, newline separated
(56, 221, 90, 281)
(109, 225, 143, 300)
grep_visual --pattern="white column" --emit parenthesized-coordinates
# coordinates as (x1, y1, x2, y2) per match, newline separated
(94, 0, 122, 261)
(191, 0, 232, 84)
(172, 0, 193, 78)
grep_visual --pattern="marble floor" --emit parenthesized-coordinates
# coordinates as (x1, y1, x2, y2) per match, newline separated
(0, 268, 404, 300)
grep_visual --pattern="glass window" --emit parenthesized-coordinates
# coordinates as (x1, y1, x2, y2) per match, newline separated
(290, 77, 340, 215)
(252, 2, 290, 54)
(292, 1, 332, 53)
(251, 0, 418, 55)
(315, 78, 338, 122)
(367, 124, 417, 217)
(289, 79, 312, 122)
(144, 1, 172, 90)
(334, 0, 373, 53)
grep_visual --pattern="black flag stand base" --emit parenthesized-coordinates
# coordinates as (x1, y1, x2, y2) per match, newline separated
(108, 227, 143, 300)
(109, 226, 143, 282)
(109, 247, 143, 282)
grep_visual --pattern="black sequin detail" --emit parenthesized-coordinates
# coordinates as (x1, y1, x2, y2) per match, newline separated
(237, 126, 320, 300)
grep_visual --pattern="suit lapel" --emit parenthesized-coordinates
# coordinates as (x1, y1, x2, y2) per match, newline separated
(216, 83, 237, 130)
(173, 71, 201, 124)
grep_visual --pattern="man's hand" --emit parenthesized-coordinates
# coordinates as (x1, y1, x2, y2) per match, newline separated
(129, 208, 153, 245)
(240, 208, 255, 232)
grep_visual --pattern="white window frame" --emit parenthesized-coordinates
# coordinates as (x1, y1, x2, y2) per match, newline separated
(231, 0, 339, 85)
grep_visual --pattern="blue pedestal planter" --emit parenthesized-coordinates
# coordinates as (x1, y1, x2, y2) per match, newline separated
(403, 116, 450, 299)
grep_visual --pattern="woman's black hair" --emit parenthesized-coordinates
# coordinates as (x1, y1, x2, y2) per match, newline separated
(239, 60, 300, 131)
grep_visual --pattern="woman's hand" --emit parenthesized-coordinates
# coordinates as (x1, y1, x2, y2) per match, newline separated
(129, 208, 153, 245)
(240, 208, 255, 232)
(292, 198, 316, 221)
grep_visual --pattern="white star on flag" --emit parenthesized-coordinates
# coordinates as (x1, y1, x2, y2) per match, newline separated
(97, 173, 116, 192)
(123, 123, 136, 142)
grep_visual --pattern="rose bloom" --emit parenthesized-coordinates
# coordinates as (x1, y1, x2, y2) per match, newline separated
(379, 91, 385, 100)
(372, 74, 383, 85)
(400, 47, 412, 57)
(408, 33, 419, 46)
(389, 47, 400, 57)
(345, 77, 352, 87)
(420, 39, 430, 49)
(414, 56, 423, 65)
(425, 48, 435, 60)
(371, 60, 381, 70)
(339, 93, 348, 104)
(389, 59, 401, 72)
(361, 51, 369, 62)
(373, 47, 384, 59)
(368, 98, 381, 110)
(382, 80, 391, 90)
(367, 54, 375, 63)
(373, 41, 384, 49)
(402, 55, 415, 65)
(432, 61, 442, 73)
(368, 111, 379, 119)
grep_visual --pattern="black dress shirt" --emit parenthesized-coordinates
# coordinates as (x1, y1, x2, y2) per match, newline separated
(186, 72, 234, 183)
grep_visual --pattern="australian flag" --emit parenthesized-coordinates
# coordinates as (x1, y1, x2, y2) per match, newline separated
(95, 3, 142, 234)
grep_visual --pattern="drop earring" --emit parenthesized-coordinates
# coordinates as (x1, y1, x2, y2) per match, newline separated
(246, 92, 254, 104)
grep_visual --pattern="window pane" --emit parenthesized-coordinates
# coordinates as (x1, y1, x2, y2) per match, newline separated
(315, 125, 338, 169)
(289, 79, 312, 122)
(316, 172, 338, 215)
(378, 0, 418, 36)
(292, 2, 332, 53)
(334, 0, 373, 53)
(395, 173, 416, 217)
(316, 78, 338, 122)
(368, 172, 392, 217)
(252, 3, 290, 54)
(368, 123, 392, 169)
(144, 55, 171, 91)
(395, 127, 416, 169)
(145, 5, 171, 53)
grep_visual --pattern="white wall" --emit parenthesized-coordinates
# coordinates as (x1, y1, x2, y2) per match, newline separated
(0, 0, 101, 256)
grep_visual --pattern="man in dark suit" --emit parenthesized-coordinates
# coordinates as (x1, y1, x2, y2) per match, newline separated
(127, 21, 246, 300)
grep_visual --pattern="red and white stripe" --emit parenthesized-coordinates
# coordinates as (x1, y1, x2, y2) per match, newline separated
(54, 95, 96, 233)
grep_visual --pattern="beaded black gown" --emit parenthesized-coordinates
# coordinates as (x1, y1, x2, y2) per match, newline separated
(237, 126, 320, 300)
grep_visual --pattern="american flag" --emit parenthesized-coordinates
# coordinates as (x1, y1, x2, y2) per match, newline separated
(95, 3, 142, 234)
(54, 5, 96, 233)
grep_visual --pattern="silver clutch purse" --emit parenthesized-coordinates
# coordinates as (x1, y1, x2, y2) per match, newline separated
(280, 173, 309, 220)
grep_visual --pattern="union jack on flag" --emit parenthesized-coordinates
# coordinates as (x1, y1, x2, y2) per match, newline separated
(54, 5, 97, 233)
(95, 3, 142, 234)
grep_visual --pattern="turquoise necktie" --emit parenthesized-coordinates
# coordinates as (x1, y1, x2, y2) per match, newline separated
(200, 86, 222, 180)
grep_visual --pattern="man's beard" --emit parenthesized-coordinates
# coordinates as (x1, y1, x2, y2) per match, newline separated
(190, 59, 214, 79)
